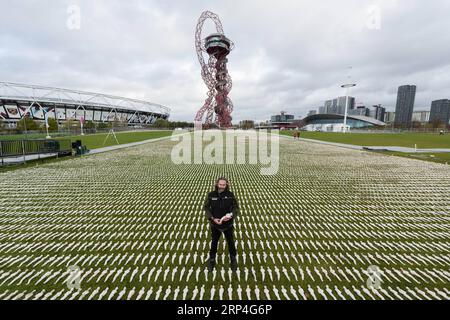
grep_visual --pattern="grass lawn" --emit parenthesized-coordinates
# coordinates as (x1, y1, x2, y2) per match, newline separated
(54, 130, 174, 150)
(280, 131, 450, 149)
(0, 130, 174, 149)
(0, 132, 68, 140)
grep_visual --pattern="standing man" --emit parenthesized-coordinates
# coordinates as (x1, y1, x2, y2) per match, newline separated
(204, 177, 240, 272)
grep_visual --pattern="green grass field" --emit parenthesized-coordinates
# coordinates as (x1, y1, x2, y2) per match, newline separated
(0, 130, 173, 150)
(0, 132, 448, 300)
(280, 131, 450, 149)
(55, 130, 173, 150)
(0, 132, 71, 141)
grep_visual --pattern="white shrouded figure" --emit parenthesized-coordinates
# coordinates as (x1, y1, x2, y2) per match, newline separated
(307, 285, 316, 300)
(145, 287, 153, 300)
(272, 286, 281, 300)
(246, 286, 252, 300)
(136, 287, 145, 300)
(163, 285, 171, 300)
(227, 285, 233, 300)
(117, 287, 127, 300)
(209, 287, 215, 300)
(263, 286, 271, 300)
(127, 287, 136, 300)
(107, 287, 118, 300)
(199, 285, 205, 300)
(219, 285, 224, 300)
(254, 286, 260, 300)
(183, 287, 189, 300)
(237, 285, 242, 300)
(290, 286, 299, 300)
(191, 287, 198, 300)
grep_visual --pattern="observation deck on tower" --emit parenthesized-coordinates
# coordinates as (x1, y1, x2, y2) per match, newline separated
(205, 33, 232, 57)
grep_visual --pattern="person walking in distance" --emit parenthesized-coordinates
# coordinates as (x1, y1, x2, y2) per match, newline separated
(204, 177, 240, 272)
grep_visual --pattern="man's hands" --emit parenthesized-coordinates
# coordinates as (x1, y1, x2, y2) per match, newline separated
(221, 215, 232, 222)
(213, 215, 232, 225)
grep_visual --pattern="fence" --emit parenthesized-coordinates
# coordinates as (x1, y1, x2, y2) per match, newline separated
(349, 128, 449, 134)
(0, 139, 72, 165)
(0, 127, 176, 140)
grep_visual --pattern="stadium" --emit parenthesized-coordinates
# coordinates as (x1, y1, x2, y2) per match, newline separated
(0, 82, 171, 127)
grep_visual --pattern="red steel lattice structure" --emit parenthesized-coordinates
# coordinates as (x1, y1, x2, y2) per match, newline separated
(194, 11, 234, 128)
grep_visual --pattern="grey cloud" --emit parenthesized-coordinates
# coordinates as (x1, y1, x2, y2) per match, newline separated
(1, 0, 449, 121)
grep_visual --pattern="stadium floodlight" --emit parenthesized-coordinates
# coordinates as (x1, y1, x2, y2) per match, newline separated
(340, 83, 356, 133)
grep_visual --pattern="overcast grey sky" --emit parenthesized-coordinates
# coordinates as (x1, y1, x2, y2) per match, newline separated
(1, 0, 450, 122)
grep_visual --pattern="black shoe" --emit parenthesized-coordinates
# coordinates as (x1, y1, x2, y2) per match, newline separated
(208, 258, 216, 272)
(230, 256, 238, 272)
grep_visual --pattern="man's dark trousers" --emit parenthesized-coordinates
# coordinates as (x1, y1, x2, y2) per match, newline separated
(209, 225, 237, 259)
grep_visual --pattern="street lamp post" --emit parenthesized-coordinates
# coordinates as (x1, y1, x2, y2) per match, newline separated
(341, 83, 356, 133)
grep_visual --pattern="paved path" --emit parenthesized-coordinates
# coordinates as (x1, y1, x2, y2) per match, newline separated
(283, 135, 450, 153)
(87, 133, 186, 155)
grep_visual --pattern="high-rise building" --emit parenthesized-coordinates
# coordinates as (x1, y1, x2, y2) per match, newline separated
(429, 99, 450, 126)
(318, 106, 325, 114)
(349, 105, 368, 117)
(324, 100, 336, 114)
(384, 112, 395, 123)
(324, 97, 355, 115)
(370, 105, 386, 122)
(412, 110, 430, 123)
(394, 85, 416, 127)
(270, 111, 294, 124)
(384, 110, 430, 124)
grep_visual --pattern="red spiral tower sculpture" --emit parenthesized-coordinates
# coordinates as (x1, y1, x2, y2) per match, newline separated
(194, 11, 234, 128)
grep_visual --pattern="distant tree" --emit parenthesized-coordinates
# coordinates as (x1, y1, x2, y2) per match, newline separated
(152, 118, 171, 128)
(431, 118, 443, 129)
(83, 120, 96, 129)
(47, 118, 58, 131)
(61, 119, 69, 131)
(172, 121, 194, 128)
(240, 121, 255, 130)
(424, 122, 434, 130)
(97, 121, 110, 129)
(17, 117, 39, 132)
(119, 118, 129, 127)
(412, 121, 422, 130)
(62, 119, 81, 131)
(150, 119, 194, 129)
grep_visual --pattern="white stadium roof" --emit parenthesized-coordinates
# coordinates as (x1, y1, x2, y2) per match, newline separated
(0, 82, 170, 117)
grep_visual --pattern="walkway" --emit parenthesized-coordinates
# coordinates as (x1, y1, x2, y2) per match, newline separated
(283, 135, 450, 153)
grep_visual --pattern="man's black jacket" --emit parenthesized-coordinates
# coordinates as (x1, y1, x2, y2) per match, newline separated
(204, 190, 239, 230)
